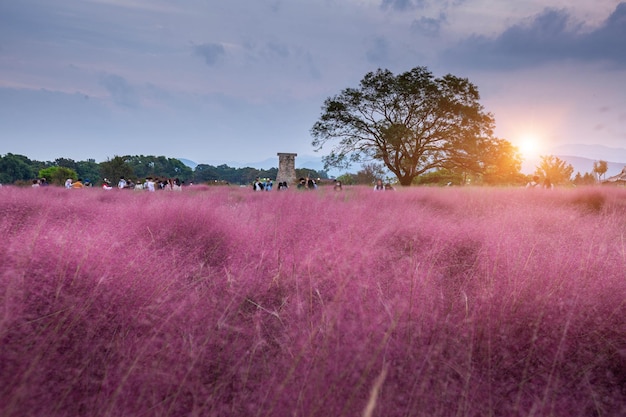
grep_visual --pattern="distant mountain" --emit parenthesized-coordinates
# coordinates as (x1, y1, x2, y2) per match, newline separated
(549, 144, 626, 163)
(521, 144, 626, 176)
(181, 144, 626, 179)
(178, 158, 197, 169)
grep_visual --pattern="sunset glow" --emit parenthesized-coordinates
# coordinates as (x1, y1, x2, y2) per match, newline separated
(517, 134, 542, 158)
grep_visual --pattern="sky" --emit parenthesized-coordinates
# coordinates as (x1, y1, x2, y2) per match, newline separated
(1, 0, 625, 168)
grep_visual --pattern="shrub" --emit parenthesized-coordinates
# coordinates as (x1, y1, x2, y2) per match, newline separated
(1, 185, 625, 416)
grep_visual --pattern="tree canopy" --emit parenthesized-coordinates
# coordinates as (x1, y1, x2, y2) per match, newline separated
(311, 66, 515, 185)
(0, 153, 35, 184)
(534, 155, 574, 185)
(593, 160, 608, 182)
(0, 153, 328, 186)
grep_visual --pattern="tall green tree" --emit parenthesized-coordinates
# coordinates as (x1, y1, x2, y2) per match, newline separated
(99, 156, 134, 184)
(55, 158, 78, 171)
(76, 159, 102, 184)
(311, 67, 499, 186)
(0, 153, 35, 184)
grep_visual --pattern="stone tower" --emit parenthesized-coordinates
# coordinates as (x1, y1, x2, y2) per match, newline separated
(276, 153, 297, 185)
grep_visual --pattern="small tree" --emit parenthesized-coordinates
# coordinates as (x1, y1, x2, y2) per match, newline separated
(414, 169, 463, 186)
(38, 166, 78, 186)
(592, 160, 608, 182)
(573, 172, 597, 186)
(100, 156, 135, 184)
(534, 155, 574, 185)
(335, 173, 356, 185)
(354, 163, 386, 185)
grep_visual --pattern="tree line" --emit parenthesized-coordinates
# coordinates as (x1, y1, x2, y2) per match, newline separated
(0, 153, 329, 186)
(0, 151, 608, 188)
(0, 67, 611, 188)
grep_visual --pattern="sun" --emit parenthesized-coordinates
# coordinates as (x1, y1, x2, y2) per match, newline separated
(517, 134, 541, 158)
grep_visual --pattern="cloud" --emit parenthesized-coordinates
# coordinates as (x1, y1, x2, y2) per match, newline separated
(266, 42, 290, 59)
(411, 13, 446, 37)
(99, 74, 138, 107)
(366, 37, 390, 64)
(380, 0, 427, 12)
(442, 2, 626, 70)
(194, 42, 226, 66)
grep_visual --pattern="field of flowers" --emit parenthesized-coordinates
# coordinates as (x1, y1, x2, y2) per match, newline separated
(1, 184, 625, 417)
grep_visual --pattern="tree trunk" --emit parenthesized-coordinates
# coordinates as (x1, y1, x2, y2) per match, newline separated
(397, 175, 414, 186)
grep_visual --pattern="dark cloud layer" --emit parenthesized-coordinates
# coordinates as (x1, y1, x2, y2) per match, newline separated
(443, 2, 626, 70)
(99, 74, 137, 107)
(411, 13, 446, 37)
(381, 0, 427, 12)
(366, 37, 390, 64)
(194, 43, 226, 66)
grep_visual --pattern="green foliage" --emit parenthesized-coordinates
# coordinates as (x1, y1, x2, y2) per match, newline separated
(75, 159, 101, 184)
(99, 156, 135, 184)
(38, 166, 78, 186)
(190, 164, 326, 185)
(573, 172, 597, 186)
(414, 169, 463, 186)
(352, 162, 386, 185)
(311, 66, 506, 186)
(193, 164, 221, 183)
(592, 160, 608, 181)
(54, 158, 78, 171)
(0, 153, 35, 184)
(2, 152, 328, 187)
(335, 173, 356, 185)
(124, 155, 193, 182)
(295, 168, 327, 180)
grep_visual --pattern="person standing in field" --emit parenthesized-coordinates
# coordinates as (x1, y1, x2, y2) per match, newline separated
(543, 177, 554, 189)
(333, 180, 343, 191)
(253, 177, 264, 191)
(374, 179, 385, 191)
(65, 178, 73, 189)
(526, 175, 540, 188)
(144, 177, 156, 192)
(118, 177, 127, 189)
(71, 178, 84, 189)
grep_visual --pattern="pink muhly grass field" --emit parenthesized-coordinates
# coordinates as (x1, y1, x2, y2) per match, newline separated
(1, 185, 625, 417)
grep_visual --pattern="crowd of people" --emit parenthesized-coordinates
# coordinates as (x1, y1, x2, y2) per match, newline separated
(25, 175, 403, 191)
(526, 175, 554, 189)
(107, 176, 184, 192)
(252, 177, 274, 191)
(27, 176, 187, 191)
(251, 176, 394, 191)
